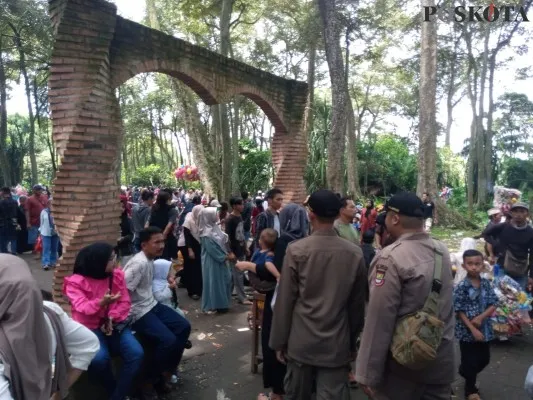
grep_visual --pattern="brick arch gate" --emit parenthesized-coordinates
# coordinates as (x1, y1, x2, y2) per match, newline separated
(48, 0, 308, 302)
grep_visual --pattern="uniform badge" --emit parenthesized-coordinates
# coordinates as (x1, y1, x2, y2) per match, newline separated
(374, 265, 387, 287)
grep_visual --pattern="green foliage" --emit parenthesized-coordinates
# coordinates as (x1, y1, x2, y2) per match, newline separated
(494, 92, 533, 158)
(437, 147, 465, 188)
(304, 97, 330, 193)
(129, 164, 175, 187)
(363, 134, 417, 195)
(237, 138, 272, 195)
(500, 158, 533, 193)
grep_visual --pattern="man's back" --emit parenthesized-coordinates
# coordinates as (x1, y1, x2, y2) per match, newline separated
(132, 203, 151, 234)
(357, 232, 455, 386)
(270, 230, 367, 368)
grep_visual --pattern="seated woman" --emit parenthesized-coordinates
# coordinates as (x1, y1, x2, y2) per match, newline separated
(64, 242, 144, 400)
(0, 254, 52, 400)
(0, 254, 99, 400)
(41, 290, 101, 400)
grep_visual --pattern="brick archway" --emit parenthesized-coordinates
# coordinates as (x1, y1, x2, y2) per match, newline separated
(48, 0, 308, 303)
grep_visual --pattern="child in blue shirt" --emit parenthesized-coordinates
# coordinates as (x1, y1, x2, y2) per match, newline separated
(454, 249, 498, 400)
(250, 228, 278, 280)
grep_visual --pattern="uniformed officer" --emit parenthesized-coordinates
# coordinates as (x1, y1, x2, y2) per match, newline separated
(355, 192, 455, 400)
(270, 189, 367, 400)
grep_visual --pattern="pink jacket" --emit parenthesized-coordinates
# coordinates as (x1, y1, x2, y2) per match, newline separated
(63, 268, 131, 329)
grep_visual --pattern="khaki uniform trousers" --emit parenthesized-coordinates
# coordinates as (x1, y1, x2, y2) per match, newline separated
(284, 360, 350, 400)
(373, 373, 452, 400)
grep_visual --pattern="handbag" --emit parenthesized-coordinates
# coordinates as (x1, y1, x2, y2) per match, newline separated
(34, 235, 43, 253)
(504, 249, 528, 278)
(390, 240, 445, 370)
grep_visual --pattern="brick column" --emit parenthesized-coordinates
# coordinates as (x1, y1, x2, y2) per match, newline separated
(48, 0, 121, 306)
(272, 123, 307, 204)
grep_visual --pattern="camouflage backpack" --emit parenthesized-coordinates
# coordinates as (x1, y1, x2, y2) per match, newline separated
(390, 240, 445, 370)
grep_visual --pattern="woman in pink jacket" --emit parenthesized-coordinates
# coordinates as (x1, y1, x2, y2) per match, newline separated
(64, 243, 143, 400)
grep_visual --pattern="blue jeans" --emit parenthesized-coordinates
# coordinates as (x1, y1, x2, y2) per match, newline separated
(41, 235, 59, 267)
(0, 237, 16, 254)
(28, 226, 39, 245)
(89, 328, 144, 400)
(244, 231, 251, 242)
(133, 303, 191, 382)
(133, 237, 141, 254)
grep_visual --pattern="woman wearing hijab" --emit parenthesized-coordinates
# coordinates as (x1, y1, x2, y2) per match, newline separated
(182, 205, 203, 299)
(0, 254, 52, 400)
(360, 199, 377, 241)
(198, 207, 232, 314)
(63, 243, 143, 400)
(236, 204, 309, 400)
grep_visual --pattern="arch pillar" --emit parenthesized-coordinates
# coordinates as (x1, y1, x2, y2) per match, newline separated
(48, 0, 308, 306)
(48, 0, 122, 305)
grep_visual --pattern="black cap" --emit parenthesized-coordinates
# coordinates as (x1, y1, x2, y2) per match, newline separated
(385, 192, 424, 218)
(306, 189, 342, 218)
(33, 184, 43, 191)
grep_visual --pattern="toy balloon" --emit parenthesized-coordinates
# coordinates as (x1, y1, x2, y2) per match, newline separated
(187, 168, 192, 174)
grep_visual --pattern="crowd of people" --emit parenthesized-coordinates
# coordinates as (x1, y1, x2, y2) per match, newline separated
(1, 181, 533, 400)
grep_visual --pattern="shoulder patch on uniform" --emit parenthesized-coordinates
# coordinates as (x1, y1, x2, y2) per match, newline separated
(374, 264, 388, 287)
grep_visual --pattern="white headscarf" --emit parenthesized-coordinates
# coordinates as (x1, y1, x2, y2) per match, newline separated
(198, 207, 228, 249)
(183, 205, 203, 242)
(452, 238, 480, 286)
(152, 259, 172, 294)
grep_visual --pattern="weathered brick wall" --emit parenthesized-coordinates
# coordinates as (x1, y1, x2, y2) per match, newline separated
(48, 0, 308, 304)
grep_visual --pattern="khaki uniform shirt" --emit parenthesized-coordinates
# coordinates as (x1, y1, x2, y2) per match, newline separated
(269, 229, 367, 368)
(355, 232, 455, 387)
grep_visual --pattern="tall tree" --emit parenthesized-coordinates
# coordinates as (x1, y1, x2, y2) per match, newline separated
(416, 0, 438, 198)
(218, 0, 234, 198)
(0, 43, 12, 186)
(316, 0, 347, 193)
(8, 21, 38, 185)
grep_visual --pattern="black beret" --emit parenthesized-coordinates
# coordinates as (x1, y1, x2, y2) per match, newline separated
(385, 192, 425, 218)
(306, 189, 342, 218)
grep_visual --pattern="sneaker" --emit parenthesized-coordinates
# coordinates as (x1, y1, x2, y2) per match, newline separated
(43, 265, 50, 271)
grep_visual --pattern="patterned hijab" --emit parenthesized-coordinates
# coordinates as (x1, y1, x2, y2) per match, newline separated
(198, 207, 228, 249)
(0, 254, 52, 400)
(279, 203, 309, 241)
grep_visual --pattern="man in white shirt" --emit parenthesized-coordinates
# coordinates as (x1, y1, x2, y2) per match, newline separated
(123, 227, 191, 394)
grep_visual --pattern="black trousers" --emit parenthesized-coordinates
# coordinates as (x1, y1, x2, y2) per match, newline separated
(459, 341, 490, 396)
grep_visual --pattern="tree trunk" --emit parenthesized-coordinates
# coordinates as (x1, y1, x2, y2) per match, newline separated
(10, 24, 38, 185)
(305, 41, 316, 142)
(445, 51, 456, 147)
(462, 22, 478, 215)
(476, 26, 490, 207)
(485, 53, 496, 190)
(416, 0, 438, 199)
(219, 0, 234, 198)
(231, 100, 240, 191)
(149, 110, 156, 164)
(344, 27, 360, 197)
(0, 45, 12, 186)
(317, 0, 347, 193)
(33, 77, 57, 177)
(122, 141, 129, 184)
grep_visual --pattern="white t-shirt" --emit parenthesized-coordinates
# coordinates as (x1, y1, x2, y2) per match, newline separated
(273, 214, 280, 236)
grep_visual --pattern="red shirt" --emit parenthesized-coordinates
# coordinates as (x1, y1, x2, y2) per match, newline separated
(360, 208, 377, 235)
(25, 195, 48, 226)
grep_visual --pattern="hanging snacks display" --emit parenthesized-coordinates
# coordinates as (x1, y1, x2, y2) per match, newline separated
(491, 275, 532, 339)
